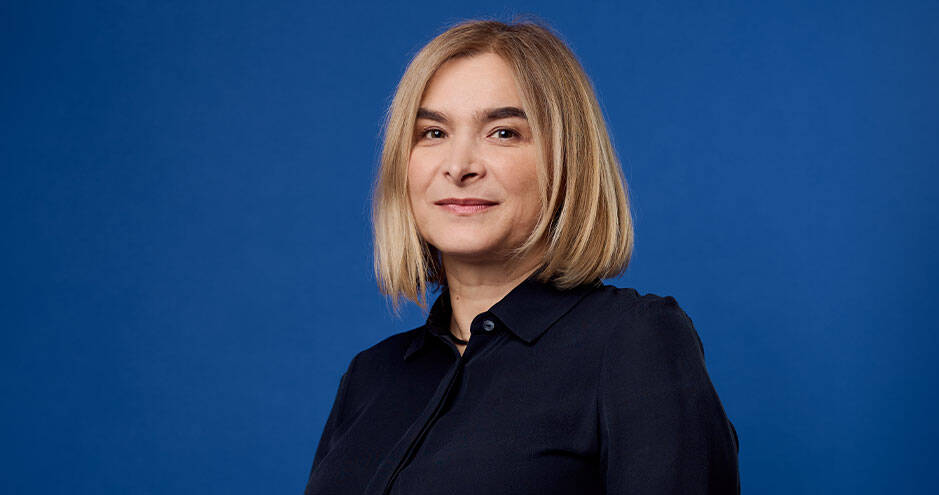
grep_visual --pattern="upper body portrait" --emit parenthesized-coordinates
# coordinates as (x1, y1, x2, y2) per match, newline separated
(304, 18, 740, 495)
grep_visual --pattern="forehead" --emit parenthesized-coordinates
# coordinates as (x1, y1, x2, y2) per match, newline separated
(419, 53, 522, 110)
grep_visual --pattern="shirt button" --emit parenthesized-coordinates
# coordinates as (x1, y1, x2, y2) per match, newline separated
(482, 319, 495, 332)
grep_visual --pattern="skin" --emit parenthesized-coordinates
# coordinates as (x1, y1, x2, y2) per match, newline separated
(408, 52, 547, 356)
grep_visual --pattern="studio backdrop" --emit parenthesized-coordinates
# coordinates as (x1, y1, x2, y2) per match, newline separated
(1, 1, 936, 494)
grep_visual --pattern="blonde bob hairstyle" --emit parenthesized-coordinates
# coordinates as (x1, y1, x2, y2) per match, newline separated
(372, 17, 634, 312)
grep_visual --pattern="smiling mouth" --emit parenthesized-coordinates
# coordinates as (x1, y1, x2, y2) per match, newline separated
(438, 204, 495, 214)
(434, 198, 499, 215)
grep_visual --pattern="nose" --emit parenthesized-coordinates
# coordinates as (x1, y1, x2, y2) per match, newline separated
(444, 134, 485, 184)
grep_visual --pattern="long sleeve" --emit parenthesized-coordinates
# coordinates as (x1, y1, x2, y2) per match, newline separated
(304, 353, 358, 493)
(598, 296, 740, 494)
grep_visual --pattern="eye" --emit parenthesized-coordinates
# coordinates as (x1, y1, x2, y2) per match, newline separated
(491, 128, 520, 140)
(419, 128, 446, 140)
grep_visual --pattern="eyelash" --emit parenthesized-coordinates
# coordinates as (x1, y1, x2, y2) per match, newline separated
(418, 128, 520, 141)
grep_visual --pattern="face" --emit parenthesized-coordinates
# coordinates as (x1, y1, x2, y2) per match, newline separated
(407, 52, 541, 264)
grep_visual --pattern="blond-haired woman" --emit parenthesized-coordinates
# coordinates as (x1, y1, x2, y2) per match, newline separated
(304, 18, 739, 495)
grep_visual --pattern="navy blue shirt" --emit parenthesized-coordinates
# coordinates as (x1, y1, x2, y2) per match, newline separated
(304, 276, 740, 494)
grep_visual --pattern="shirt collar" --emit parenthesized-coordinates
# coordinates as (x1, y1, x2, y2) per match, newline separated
(403, 274, 602, 361)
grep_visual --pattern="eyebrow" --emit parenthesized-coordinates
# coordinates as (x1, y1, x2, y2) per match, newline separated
(416, 106, 528, 124)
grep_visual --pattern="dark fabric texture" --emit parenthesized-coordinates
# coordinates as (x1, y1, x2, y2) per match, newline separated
(303, 275, 740, 494)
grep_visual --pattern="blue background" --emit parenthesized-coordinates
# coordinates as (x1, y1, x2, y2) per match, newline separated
(2, 1, 936, 493)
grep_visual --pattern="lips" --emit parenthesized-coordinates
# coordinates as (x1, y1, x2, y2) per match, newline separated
(434, 198, 499, 206)
(434, 198, 498, 215)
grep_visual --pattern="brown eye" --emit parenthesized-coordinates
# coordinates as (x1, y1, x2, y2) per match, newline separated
(421, 128, 446, 139)
(492, 128, 519, 140)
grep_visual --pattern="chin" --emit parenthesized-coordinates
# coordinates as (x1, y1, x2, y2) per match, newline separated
(434, 241, 496, 258)
(429, 235, 504, 260)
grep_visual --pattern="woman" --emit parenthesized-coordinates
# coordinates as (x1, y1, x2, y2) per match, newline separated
(304, 18, 740, 494)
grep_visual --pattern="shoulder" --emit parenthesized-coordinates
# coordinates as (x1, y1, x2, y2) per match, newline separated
(343, 325, 424, 376)
(591, 284, 717, 413)
(584, 282, 705, 362)
(328, 325, 424, 413)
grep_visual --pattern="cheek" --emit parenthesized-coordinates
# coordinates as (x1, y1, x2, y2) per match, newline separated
(504, 159, 541, 213)
(406, 154, 433, 195)
(406, 158, 434, 225)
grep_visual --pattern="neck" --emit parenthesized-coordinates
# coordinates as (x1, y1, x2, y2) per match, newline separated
(441, 250, 544, 341)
